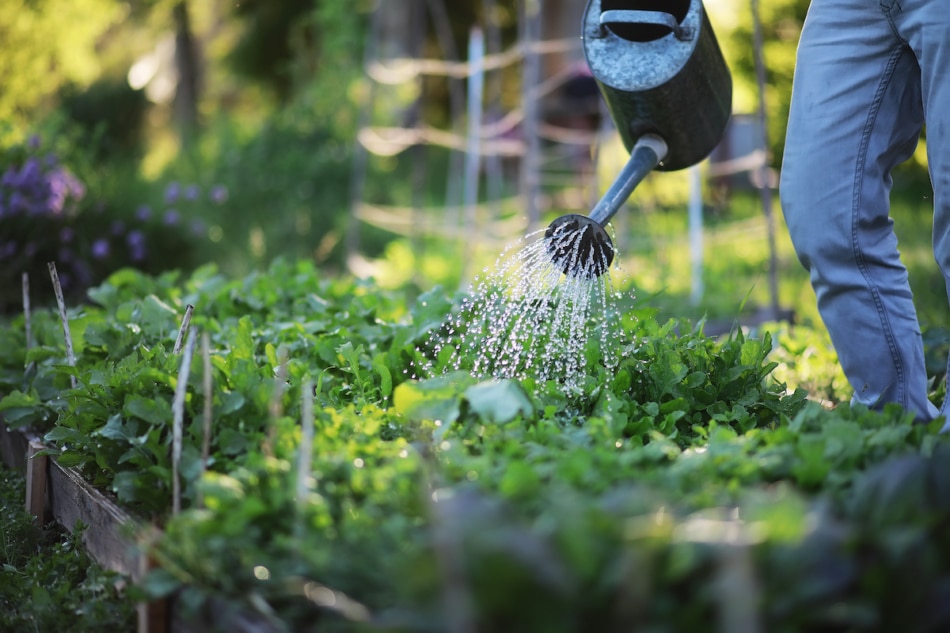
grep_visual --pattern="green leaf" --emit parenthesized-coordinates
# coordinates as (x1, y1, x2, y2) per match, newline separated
(373, 355, 393, 398)
(96, 414, 138, 442)
(44, 426, 83, 444)
(0, 390, 39, 410)
(219, 391, 246, 415)
(31, 584, 53, 610)
(112, 471, 141, 504)
(393, 375, 468, 424)
(465, 380, 534, 424)
(217, 428, 248, 456)
(123, 395, 172, 427)
(137, 294, 181, 340)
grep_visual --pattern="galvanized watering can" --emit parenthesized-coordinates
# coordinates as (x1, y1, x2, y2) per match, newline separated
(545, 0, 732, 277)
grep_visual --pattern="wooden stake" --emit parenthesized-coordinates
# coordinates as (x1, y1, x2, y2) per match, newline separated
(171, 328, 197, 516)
(136, 531, 169, 633)
(173, 304, 195, 354)
(22, 272, 32, 351)
(197, 331, 212, 509)
(25, 439, 48, 525)
(47, 262, 76, 389)
(296, 378, 315, 509)
(22, 272, 35, 375)
(263, 346, 289, 457)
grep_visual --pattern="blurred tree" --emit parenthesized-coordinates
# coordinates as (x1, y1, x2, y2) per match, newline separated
(173, 1, 201, 140)
(227, 0, 318, 100)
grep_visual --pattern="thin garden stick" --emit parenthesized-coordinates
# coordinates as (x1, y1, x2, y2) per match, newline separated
(172, 327, 197, 516)
(296, 378, 314, 513)
(47, 262, 76, 389)
(22, 272, 32, 352)
(263, 345, 289, 457)
(22, 272, 34, 374)
(197, 331, 213, 510)
(173, 304, 195, 354)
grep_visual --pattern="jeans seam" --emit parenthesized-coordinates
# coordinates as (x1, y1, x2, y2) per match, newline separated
(880, 1, 907, 44)
(851, 44, 908, 408)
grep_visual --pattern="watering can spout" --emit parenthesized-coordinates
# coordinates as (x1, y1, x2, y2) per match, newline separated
(544, 0, 731, 279)
(545, 135, 667, 279)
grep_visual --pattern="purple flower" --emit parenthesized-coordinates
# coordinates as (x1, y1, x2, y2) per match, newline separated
(92, 238, 110, 259)
(59, 227, 75, 243)
(8, 191, 27, 214)
(27, 135, 41, 150)
(164, 181, 181, 204)
(136, 205, 152, 222)
(126, 230, 146, 247)
(190, 219, 206, 236)
(209, 184, 228, 204)
(47, 168, 83, 215)
(127, 230, 147, 261)
(19, 158, 40, 187)
(64, 170, 85, 200)
(163, 209, 180, 225)
(0, 242, 16, 259)
(184, 184, 200, 201)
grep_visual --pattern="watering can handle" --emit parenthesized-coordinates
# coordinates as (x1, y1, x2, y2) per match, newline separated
(598, 10, 693, 41)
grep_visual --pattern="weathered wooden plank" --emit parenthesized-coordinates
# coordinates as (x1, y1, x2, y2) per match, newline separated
(0, 420, 32, 471)
(47, 458, 142, 579)
(25, 439, 48, 524)
(3, 423, 268, 632)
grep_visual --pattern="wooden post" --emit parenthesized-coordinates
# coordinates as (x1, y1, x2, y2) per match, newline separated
(25, 439, 48, 524)
(520, 0, 543, 235)
(137, 560, 169, 632)
(461, 26, 485, 283)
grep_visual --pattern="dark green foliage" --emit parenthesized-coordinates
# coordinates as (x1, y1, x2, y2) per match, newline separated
(2, 261, 949, 632)
(58, 76, 149, 162)
(228, 0, 322, 99)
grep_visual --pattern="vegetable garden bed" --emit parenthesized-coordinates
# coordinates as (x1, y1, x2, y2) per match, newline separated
(2, 258, 950, 633)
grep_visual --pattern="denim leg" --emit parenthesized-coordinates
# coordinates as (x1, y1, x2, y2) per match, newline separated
(889, 0, 950, 416)
(780, 0, 934, 418)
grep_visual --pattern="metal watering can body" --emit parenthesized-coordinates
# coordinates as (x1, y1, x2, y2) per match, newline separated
(582, 0, 732, 171)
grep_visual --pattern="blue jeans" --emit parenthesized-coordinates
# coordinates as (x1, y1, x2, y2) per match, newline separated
(780, 0, 950, 421)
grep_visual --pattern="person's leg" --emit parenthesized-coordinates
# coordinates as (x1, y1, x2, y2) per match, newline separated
(780, 0, 933, 418)
(890, 0, 950, 418)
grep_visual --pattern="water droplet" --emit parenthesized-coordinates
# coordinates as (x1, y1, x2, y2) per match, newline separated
(416, 228, 634, 397)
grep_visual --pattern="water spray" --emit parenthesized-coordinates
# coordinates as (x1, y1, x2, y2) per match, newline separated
(545, 0, 732, 278)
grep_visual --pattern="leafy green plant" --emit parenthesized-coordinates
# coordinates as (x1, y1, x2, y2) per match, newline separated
(2, 257, 949, 632)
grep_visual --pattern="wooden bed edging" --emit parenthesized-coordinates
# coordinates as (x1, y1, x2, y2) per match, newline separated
(1, 421, 276, 633)
(1, 422, 168, 631)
